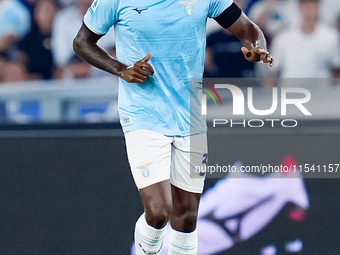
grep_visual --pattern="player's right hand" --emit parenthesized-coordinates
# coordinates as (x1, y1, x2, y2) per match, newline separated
(119, 52, 154, 83)
(241, 47, 273, 67)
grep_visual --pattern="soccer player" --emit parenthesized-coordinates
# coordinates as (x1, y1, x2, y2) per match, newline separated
(73, 0, 273, 254)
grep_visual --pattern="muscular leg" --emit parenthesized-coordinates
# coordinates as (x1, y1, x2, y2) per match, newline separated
(170, 184, 201, 232)
(168, 184, 201, 255)
(134, 180, 172, 255)
(124, 130, 174, 254)
(139, 180, 173, 228)
(169, 133, 206, 232)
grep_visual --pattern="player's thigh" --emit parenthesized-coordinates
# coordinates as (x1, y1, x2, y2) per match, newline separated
(170, 132, 208, 194)
(124, 129, 173, 190)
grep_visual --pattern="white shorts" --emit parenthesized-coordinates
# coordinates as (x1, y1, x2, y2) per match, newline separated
(124, 129, 208, 193)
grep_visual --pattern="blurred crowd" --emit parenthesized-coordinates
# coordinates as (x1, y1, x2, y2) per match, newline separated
(0, 0, 339, 84)
(0, 0, 115, 83)
(205, 0, 340, 84)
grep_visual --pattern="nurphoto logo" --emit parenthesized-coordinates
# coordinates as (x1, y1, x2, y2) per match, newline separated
(199, 83, 312, 128)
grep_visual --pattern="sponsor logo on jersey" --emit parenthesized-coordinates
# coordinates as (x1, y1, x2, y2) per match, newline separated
(137, 162, 152, 178)
(178, 0, 198, 16)
(132, 8, 148, 14)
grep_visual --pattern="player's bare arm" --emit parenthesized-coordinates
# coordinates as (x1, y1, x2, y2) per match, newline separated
(73, 24, 154, 83)
(228, 13, 273, 66)
(213, 4, 273, 66)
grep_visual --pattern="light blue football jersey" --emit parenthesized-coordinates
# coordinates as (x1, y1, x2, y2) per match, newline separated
(84, 0, 232, 136)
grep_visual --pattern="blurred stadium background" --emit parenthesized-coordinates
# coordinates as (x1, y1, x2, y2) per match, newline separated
(1, 0, 340, 254)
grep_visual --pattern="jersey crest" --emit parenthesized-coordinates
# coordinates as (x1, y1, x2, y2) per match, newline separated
(178, 0, 198, 16)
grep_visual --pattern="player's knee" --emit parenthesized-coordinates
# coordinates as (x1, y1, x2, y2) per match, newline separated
(145, 200, 172, 229)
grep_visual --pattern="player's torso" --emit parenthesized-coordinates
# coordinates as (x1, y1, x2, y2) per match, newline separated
(111, 0, 210, 135)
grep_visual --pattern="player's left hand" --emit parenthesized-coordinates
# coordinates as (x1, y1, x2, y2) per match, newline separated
(241, 47, 273, 67)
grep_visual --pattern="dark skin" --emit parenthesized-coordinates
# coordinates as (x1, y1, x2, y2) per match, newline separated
(73, 26, 154, 84)
(73, 12, 273, 233)
(229, 13, 273, 66)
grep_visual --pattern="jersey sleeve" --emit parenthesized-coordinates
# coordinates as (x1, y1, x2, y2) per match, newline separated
(208, 0, 233, 19)
(83, 0, 118, 35)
